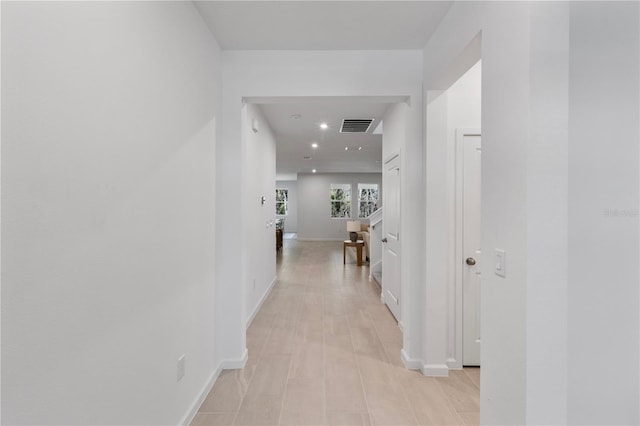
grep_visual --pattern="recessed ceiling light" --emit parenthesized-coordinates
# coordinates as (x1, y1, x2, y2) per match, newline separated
(311, 143, 318, 148)
(344, 147, 348, 151)
(320, 123, 328, 130)
(358, 146, 362, 151)
(345, 146, 363, 151)
(312, 169, 317, 173)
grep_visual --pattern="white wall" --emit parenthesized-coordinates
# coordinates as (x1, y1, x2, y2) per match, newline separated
(424, 61, 481, 372)
(447, 62, 481, 135)
(218, 50, 424, 367)
(423, 2, 639, 424)
(381, 101, 425, 363)
(275, 180, 298, 233)
(527, 3, 569, 423)
(424, 90, 449, 374)
(297, 173, 382, 240)
(567, 3, 638, 424)
(424, 2, 535, 423)
(244, 104, 277, 326)
(1, 2, 221, 424)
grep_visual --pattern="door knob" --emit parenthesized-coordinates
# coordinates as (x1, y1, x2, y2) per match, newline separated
(466, 257, 476, 266)
(382, 238, 388, 243)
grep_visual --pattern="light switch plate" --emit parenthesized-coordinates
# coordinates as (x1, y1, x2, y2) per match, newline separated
(494, 249, 506, 277)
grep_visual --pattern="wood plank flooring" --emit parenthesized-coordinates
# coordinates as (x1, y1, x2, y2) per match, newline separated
(193, 240, 479, 425)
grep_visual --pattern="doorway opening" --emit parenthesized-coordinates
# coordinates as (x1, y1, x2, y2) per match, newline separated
(242, 96, 409, 339)
(424, 57, 482, 372)
(446, 61, 483, 368)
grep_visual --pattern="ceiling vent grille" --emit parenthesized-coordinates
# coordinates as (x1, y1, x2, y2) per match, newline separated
(340, 118, 374, 133)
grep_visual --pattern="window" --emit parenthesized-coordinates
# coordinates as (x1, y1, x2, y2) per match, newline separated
(275, 189, 288, 215)
(358, 183, 379, 218)
(330, 184, 351, 218)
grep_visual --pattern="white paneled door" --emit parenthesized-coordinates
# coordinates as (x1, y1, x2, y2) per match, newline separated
(383, 154, 401, 322)
(460, 132, 482, 366)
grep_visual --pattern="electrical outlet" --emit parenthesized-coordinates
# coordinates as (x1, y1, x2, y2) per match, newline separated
(177, 354, 186, 382)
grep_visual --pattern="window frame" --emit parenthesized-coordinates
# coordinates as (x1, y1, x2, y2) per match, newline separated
(330, 183, 352, 219)
(357, 183, 379, 219)
(275, 188, 288, 216)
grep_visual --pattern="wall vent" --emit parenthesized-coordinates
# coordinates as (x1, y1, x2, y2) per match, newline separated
(340, 119, 374, 133)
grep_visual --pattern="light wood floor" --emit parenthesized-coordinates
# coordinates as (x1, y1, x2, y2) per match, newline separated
(192, 240, 479, 425)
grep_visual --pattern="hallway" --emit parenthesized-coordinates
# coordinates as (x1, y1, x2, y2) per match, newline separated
(193, 240, 479, 425)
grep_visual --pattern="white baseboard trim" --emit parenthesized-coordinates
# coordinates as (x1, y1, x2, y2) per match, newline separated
(447, 357, 462, 370)
(178, 365, 223, 426)
(220, 349, 248, 370)
(401, 349, 423, 370)
(398, 321, 405, 333)
(246, 276, 277, 329)
(422, 363, 450, 377)
(369, 260, 382, 282)
(178, 349, 250, 425)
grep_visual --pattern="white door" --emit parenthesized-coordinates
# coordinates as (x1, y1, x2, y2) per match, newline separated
(382, 155, 401, 322)
(461, 132, 481, 366)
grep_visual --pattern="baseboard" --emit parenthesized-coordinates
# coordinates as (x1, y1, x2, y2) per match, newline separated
(398, 321, 405, 333)
(246, 276, 277, 329)
(220, 348, 248, 370)
(422, 363, 450, 377)
(178, 349, 250, 426)
(400, 349, 423, 370)
(447, 357, 462, 370)
(178, 364, 223, 426)
(369, 261, 382, 284)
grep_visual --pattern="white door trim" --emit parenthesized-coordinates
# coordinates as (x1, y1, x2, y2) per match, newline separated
(382, 152, 401, 323)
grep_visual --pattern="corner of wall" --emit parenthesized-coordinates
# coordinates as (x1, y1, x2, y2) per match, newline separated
(178, 366, 223, 426)
(246, 275, 277, 329)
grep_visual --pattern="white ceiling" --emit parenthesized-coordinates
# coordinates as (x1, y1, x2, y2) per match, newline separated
(195, 1, 453, 179)
(194, 1, 453, 50)
(257, 100, 393, 179)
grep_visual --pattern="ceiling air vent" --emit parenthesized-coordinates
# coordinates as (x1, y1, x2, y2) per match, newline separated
(340, 118, 374, 133)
